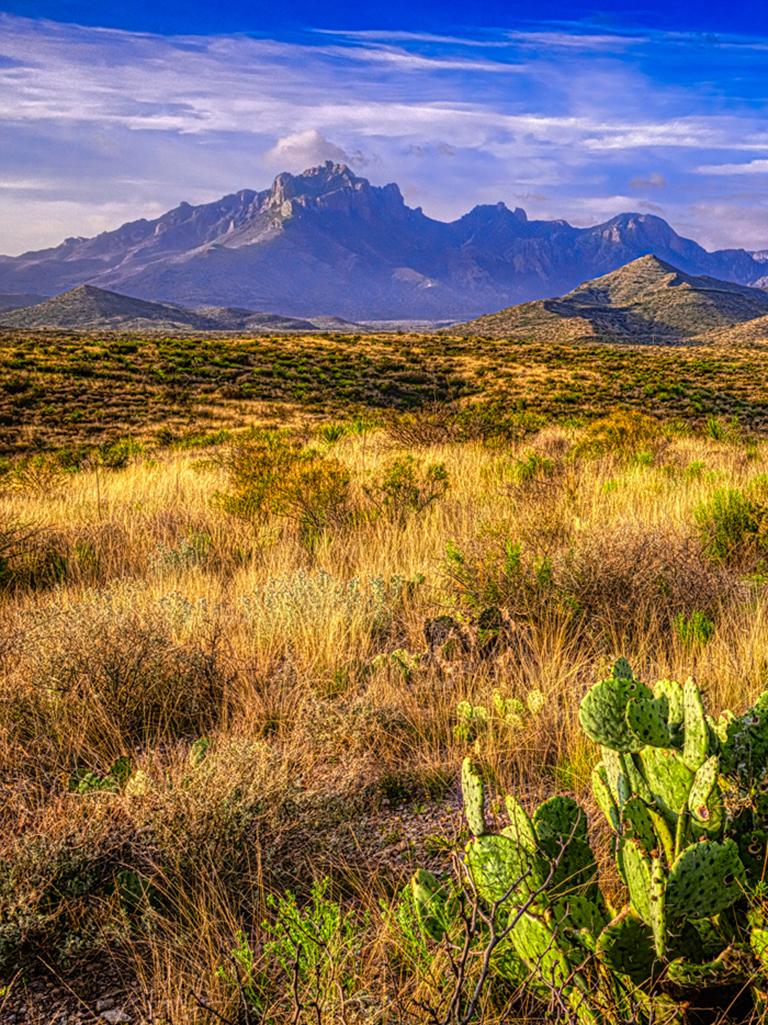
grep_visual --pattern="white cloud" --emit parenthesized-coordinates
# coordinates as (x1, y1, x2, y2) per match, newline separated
(1, 198, 168, 254)
(697, 159, 768, 175)
(504, 30, 649, 49)
(265, 130, 359, 171)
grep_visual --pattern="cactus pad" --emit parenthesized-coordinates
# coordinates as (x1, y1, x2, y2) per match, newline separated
(688, 755, 723, 835)
(602, 747, 630, 807)
(534, 796, 597, 897)
(579, 673, 652, 752)
(623, 753, 654, 804)
(596, 909, 656, 984)
(613, 656, 635, 680)
(620, 839, 653, 926)
(503, 793, 538, 854)
(683, 677, 708, 772)
(552, 894, 607, 950)
(411, 870, 450, 942)
(510, 913, 573, 998)
(461, 757, 487, 836)
(646, 806, 675, 867)
(621, 796, 658, 855)
(649, 855, 666, 959)
(466, 834, 541, 905)
(655, 678, 684, 730)
(688, 755, 718, 819)
(639, 746, 694, 821)
(592, 764, 620, 831)
(666, 947, 753, 990)
(666, 840, 745, 920)
(626, 694, 672, 748)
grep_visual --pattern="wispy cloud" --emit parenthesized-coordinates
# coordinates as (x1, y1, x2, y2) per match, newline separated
(697, 159, 768, 175)
(1, 13, 768, 252)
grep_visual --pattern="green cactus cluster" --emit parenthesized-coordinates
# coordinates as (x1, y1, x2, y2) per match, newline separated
(410, 660, 768, 1022)
(68, 755, 132, 794)
(454, 688, 545, 744)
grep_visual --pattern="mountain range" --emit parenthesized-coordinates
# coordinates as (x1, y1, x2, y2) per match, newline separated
(455, 255, 768, 343)
(1, 162, 767, 321)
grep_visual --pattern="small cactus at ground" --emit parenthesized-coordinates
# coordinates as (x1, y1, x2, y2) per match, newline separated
(411, 869, 451, 942)
(454, 688, 545, 743)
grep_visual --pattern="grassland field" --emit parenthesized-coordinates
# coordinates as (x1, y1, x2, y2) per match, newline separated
(4, 328, 768, 458)
(4, 328, 768, 1023)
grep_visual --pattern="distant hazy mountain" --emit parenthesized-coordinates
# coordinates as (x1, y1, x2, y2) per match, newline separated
(0, 292, 49, 312)
(0, 162, 766, 320)
(0, 285, 324, 332)
(453, 256, 768, 343)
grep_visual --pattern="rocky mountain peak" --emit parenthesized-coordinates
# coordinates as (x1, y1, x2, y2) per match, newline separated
(267, 162, 364, 205)
(262, 162, 407, 222)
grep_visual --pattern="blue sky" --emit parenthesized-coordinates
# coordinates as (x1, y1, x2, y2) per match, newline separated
(1, 1, 767, 255)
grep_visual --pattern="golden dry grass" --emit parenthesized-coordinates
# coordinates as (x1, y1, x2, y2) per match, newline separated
(3, 413, 768, 1022)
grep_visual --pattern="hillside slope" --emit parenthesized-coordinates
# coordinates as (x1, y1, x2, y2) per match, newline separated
(0, 286, 321, 332)
(453, 256, 768, 342)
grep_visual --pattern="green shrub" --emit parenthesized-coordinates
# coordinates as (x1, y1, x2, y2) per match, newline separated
(694, 485, 768, 562)
(443, 536, 555, 618)
(317, 421, 347, 444)
(509, 450, 555, 484)
(674, 609, 715, 647)
(278, 458, 352, 547)
(219, 879, 367, 1019)
(217, 430, 303, 522)
(98, 437, 143, 469)
(217, 431, 352, 546)
(366, 455, 448, 523)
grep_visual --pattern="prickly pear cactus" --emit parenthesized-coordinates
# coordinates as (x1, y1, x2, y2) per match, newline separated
(620, 839, 653, 926)
(626, 694, 672, 748)
(503, 793, 538, 853)
(411, 869, 451, 942)
(511, 912, 598, 1024)
(639, 746, 694, 821)
(407, 662, 768, 1024)
(596, 909, 656, 984)
(466, 833, 542, 904)
(533, 796, 598, 899)
(682, 677, 708, 771)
